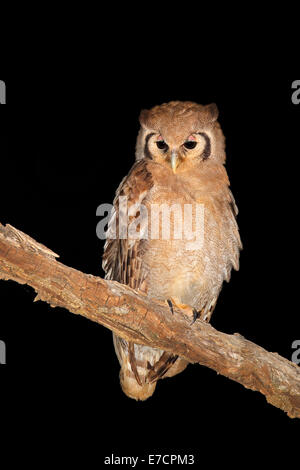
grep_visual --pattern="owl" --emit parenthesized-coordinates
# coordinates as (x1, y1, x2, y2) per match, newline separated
(102, 101, 242, 400)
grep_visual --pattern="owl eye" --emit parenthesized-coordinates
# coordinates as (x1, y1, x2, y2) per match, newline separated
(156, 140, 169, 151)
(184, 141, 197, 149)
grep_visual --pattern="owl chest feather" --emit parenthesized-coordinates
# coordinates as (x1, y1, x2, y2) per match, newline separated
(138, 164, 236, 308)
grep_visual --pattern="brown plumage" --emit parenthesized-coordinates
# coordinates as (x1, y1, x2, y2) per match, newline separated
(103, 101, 242, 400)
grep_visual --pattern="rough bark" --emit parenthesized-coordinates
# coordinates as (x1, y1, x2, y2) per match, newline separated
(0, 222, 299, 418)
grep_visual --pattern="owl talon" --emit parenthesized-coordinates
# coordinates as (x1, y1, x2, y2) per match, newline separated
(192, 309, 200, 325)
(167, 299, 174, 315)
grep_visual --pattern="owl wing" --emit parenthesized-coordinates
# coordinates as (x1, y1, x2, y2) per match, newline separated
(224, 188, 243, 277)
(102, 159, 152, 290)
(102, 159, 177, 388)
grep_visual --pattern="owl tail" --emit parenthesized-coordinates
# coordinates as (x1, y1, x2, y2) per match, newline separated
(119, 363, 157, 401)
(113, 333, 180, 401)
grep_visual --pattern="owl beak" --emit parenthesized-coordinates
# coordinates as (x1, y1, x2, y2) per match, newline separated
(171, 151, 179, 173)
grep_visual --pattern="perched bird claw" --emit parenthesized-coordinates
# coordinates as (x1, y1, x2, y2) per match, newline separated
(192, 309, 200, 325)
(166, 297, 195, 321)
(167, 299, 174, 315)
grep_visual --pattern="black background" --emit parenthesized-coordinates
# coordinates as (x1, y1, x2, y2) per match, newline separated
(0, 72, 299, 462)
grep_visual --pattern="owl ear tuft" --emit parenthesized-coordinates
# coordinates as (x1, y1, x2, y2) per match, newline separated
(139, 109, 150, 128)
(204, 103, 219, 122)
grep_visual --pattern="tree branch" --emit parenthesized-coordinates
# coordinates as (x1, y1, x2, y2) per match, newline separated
(0, 222, 299, 418)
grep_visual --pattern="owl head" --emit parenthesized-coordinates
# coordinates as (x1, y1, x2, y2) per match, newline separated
(135, 101, 226, 173)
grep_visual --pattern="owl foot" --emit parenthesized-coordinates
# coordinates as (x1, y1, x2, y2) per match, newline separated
(166, 297, 195, 323)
